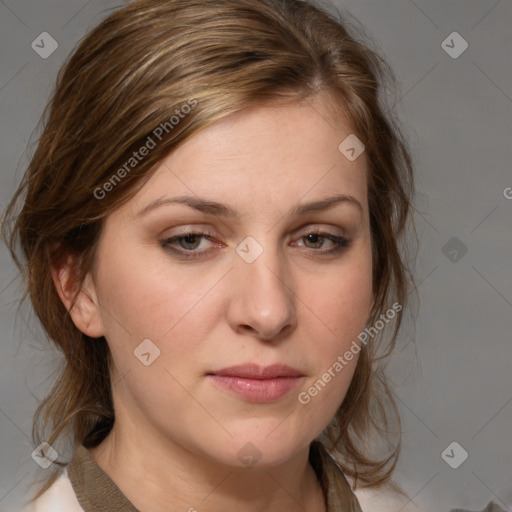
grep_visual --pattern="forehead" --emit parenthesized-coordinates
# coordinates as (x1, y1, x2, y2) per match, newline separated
(121, 94, 368, 220)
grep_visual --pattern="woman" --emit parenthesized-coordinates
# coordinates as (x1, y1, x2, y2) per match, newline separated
(2, 0, 416, 510)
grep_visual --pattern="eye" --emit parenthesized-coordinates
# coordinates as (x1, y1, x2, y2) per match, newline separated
(160, 231, 220, 258)
(292, 231, 351, 254)
(302, 233, 330, 249)
(174, 233, 206, 251)
(159, 229, 351, 260)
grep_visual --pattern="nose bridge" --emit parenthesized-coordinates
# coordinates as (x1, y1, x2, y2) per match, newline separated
(227, 236, 297, 340)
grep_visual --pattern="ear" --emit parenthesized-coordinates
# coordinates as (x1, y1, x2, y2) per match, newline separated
(50, 253, 105, 338)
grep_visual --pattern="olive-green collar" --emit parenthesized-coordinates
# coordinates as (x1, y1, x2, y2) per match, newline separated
(67, 440, 362, 511)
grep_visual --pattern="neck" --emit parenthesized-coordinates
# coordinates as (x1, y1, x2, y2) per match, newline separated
(88, 421, 326, 512)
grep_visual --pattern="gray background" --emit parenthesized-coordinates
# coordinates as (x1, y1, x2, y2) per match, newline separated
(1, 1, 511, 511)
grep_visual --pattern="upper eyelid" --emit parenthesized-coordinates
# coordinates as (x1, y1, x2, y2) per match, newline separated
(162, 229, 345, 241)
(160, 221, 348, 238)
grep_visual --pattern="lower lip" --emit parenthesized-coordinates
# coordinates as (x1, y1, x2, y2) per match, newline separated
(208, 375, 303, 403)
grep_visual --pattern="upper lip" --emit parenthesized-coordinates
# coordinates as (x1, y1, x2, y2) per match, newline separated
(208, 363, 303, 379)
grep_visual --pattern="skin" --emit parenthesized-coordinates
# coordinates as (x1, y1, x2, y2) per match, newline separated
(52, 92, 374, 512)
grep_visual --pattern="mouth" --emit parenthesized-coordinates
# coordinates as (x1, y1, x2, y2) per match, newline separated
(207, 363, 304, 403)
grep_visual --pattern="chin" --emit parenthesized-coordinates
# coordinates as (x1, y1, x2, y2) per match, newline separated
(200, 429, 312, 469)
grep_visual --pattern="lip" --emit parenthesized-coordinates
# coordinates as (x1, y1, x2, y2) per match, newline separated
(207, 363, 304, 403)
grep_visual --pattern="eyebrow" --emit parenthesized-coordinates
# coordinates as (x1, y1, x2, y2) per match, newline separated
(137, 193, 363, 218)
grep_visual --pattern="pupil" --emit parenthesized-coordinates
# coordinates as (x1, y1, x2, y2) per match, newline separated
(182, 234, 200, 249)
(306, 234, 322, 247)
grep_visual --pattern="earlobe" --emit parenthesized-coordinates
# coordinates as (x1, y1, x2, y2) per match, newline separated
(50, 256, 105, 338)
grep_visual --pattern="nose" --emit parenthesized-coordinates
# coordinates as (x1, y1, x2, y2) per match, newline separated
(225, 243, 297, 341)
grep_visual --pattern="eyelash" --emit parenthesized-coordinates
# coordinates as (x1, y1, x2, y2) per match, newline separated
(160, 230, 351, 259)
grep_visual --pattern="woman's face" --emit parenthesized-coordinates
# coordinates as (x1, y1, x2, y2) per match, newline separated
(81, 93, 373, 467)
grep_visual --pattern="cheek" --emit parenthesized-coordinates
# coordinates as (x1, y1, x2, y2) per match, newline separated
(295, 292, 371, 431)
(295, 246, 372, 406)
(302, 250, 373, 345)
(93, 244, 223, 368)
(92, 250, 221, 424)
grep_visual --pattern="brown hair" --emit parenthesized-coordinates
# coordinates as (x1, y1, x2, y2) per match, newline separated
(2, 0, 416, 501)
